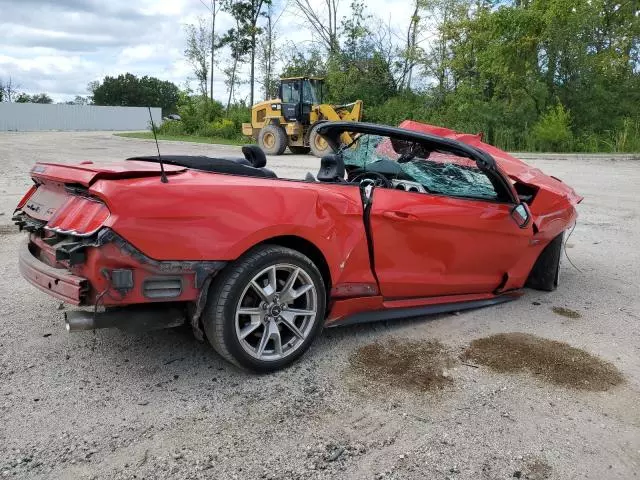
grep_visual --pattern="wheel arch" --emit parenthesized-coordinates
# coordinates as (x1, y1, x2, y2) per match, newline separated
(252, 235, 332, 294)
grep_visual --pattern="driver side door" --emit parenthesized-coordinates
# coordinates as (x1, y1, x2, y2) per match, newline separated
(369, 187, 532, 299)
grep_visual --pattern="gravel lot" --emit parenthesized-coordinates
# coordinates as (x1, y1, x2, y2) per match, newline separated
(0, 132, 638, 480)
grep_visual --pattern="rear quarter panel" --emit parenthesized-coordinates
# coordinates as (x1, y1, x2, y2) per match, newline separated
(90, 171, 371, 287)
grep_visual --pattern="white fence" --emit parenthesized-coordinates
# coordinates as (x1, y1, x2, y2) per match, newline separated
(0, 103, 162, 131)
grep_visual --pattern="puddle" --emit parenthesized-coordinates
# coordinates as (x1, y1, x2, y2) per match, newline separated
(349, 338, 455, 391)
(552, 306, 581, 319)
(461, 333, 623, 391)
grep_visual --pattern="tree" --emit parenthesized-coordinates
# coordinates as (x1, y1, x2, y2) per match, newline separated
(221, 0, 272, 106)
(198, 0, 223, 101)
(90, 74, 180, 115)
(185, 18, 212, 98)
(0, 77, 20, 102)
(281, 46, 326, 78)
(15, 93, 31, 103)
(293, 0, 340, 54)
(257, 2, 284, 99)
(15, 93, 53, 103)
(219, 1, 253, 110)
(73, 95, 90, 105)
(32, 93, 53, 104)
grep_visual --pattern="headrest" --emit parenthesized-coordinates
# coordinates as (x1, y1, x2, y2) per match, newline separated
(317, 154, 345, 182)
(242, 144, 267, 168)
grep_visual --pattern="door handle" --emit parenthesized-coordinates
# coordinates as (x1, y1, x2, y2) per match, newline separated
(382, 211, 418, 221)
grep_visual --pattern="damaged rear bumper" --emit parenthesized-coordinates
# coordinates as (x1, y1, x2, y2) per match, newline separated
(19, 240, 88, 305)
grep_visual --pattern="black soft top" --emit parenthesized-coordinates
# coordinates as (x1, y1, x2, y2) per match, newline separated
(127, 153, 276, 179)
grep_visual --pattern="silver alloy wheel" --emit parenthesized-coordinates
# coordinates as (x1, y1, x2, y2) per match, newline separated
(234, 263, 318, 361)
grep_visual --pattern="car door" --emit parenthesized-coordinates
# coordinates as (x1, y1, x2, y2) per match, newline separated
(368, 173, 532, 299)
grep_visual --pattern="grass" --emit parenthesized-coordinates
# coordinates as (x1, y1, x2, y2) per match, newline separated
(115, 131, 251, 146)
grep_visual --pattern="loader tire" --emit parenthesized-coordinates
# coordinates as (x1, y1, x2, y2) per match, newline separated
(258, 125, 287, 155)
(308, 123, 332, 157)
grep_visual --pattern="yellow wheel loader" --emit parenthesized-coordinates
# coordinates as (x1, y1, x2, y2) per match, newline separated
(242, 77, 363, 157)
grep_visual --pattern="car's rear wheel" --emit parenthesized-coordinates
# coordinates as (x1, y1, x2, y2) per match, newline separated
(203, 245, 326, 372)
(258, 125, 287, 155)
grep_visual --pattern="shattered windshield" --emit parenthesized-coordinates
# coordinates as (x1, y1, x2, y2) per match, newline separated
(342, 134, 499, 201)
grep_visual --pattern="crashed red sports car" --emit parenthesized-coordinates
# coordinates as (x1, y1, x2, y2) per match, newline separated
(13, 121, 582, 372)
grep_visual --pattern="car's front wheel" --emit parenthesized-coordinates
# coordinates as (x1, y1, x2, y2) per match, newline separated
(203, 245, 326, 372)
(525, 232, 563, 291)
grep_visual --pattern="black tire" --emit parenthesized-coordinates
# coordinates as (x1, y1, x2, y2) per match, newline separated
(308, 123, 333, 157)
(289, 145, 311, 155)
(525, 232, 563, 291)
(258, 125, 287, 155)
(203, 245, 326, 373)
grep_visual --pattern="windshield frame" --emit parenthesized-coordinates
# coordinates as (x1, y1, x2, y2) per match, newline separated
(317, 122, 518, 204)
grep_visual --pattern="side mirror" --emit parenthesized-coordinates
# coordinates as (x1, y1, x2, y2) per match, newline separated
(511, 203, 531, 228)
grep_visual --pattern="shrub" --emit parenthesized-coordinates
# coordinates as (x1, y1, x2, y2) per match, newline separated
(364, 94, 428, 125)
(197, 119, 238, 139)
(532, 104, 573, 152)
(225, 104, 251, 131)
(157, 119, 185, 136)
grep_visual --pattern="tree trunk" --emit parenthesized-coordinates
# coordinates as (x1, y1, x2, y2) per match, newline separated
(210, 0, 216, 101)
(250, 31, 256, 106)
(227, 55, 238, 111)
(265, 13, 272, 100)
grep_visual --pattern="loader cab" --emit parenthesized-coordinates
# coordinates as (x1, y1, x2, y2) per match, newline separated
(279, 77, 324, 125)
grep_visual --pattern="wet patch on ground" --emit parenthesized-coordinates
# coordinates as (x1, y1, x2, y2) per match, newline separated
(0, 225, 18, 236)
(522, 458, 553, 479)
(552, 306, 582, 319)
(461, 333, 623, 391)
(349, 338, 455, 391)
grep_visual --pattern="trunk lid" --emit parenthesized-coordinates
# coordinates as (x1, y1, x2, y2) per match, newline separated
(30, 160, 186, 187)
(18, 161, 185, 229)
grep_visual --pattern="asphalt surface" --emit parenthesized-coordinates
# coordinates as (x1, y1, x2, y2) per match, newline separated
(0, 131, 638, 479)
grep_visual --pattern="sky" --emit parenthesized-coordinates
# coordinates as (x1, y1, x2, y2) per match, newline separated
(0, 0, 416, 103)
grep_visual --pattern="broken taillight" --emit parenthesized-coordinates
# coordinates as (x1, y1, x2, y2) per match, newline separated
(45, 195, 110, 237)
(16, 185, 38, 210)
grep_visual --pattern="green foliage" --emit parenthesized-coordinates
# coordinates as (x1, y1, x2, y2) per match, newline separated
(365, 93, 429, 125)
(157, 120, 186, 136)
(15, 92, 53, 104)
(532, 104, 573, 152)
(159, 89, 249, 140)
(198, 119, 237, 138)
(90, 73, 180, 116)
(225, 103, 251, 131)
(280, 48, 326, 78)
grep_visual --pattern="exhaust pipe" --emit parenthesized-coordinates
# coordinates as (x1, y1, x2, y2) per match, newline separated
(65, 306, 186, 333)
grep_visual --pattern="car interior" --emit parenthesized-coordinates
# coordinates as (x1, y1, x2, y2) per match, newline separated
(129, 132, 507, 202)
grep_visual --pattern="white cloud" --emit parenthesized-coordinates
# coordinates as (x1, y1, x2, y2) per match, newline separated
(0, 0, 416, 103)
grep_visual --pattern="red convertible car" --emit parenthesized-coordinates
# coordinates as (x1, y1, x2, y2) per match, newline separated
(13, 121, 581, 372)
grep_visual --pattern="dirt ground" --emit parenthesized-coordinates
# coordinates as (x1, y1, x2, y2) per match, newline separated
(0, 131, 638, 480)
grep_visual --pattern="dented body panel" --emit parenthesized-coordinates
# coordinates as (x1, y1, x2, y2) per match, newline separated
(14, 121, 580, 333)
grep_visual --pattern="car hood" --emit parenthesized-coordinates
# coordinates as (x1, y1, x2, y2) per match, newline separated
(399, 120, 583, 206)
